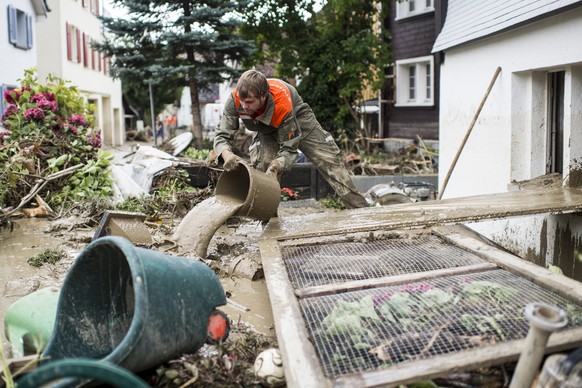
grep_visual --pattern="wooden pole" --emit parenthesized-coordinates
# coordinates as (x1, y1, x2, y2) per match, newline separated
(438, 66, 502, 200)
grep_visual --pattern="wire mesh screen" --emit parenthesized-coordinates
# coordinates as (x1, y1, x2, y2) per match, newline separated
(282, 233, 486, 288)
(299, 269, 582, 378)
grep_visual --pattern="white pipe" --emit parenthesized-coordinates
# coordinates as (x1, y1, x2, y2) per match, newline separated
(509, 302, 568, 388)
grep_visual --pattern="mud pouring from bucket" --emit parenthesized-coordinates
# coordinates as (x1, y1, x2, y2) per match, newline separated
(172, 162, 281, 258)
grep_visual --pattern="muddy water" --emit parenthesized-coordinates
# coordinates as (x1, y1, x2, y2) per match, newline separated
(172, 196, 243, 258)
(220, 277, 275, 337)
(0, 218, 61, 356)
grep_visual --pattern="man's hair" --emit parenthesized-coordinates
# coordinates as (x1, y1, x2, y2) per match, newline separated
(236, 70, 269, 99)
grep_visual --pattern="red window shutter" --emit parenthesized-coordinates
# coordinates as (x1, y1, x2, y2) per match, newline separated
(83, 33, 87, 67)
(66, 23, 72, 60)
(76, 29, 81, 63)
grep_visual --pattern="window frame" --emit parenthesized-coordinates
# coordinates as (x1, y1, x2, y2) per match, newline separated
(7, 5, 33, 50)
(395, 0, 434, 21)
(395, 55, 435, 107)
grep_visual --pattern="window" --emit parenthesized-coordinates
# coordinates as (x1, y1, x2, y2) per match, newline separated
(7, 5, 33, 50)
(396, 0, 434, 20)
(547, 71, 564, 174)
(66, 23, 83, 63)
(395, 56, 434, 107)
(408, 65, 416, 100)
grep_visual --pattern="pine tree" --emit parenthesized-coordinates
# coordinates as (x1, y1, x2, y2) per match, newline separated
(96, 0, 255, 149)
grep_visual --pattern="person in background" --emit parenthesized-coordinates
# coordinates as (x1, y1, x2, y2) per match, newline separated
(213, 70, 369, 209)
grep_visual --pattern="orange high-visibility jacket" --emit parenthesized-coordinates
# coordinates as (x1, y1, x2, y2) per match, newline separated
(214, 79, 316, 170)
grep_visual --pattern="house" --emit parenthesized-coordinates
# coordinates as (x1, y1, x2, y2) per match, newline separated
(1, 0, 50, 117)
(433, 0, 582, 280)
(378, 0, 445, 144)
(1, 0, 125, 147)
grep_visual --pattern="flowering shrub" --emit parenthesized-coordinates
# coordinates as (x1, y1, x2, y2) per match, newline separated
(280, 187, 298, 201)
(0, 68, 113, 209)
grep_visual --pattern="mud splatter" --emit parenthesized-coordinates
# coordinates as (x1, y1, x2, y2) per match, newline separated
(567, 158, 582, 187)
(553, 217, 582, 281)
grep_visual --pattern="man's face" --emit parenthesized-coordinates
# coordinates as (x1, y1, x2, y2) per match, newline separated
(240, 94, 266, 115)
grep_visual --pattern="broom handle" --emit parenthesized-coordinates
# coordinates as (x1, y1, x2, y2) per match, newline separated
(438, 66, 502, 200)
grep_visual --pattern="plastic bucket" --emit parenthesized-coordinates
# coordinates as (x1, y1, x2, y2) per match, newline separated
(215, 162, 280, 221)
(42, 236, 226, 373)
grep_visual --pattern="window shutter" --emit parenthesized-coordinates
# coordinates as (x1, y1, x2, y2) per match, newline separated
(26, 15, 33, 48)
(83, 33, 87, 67)
(66, 23, 72, 60)
(76, 29, 81, 63)
(0, 84, 8, 117)
(7, 5, 17, 44)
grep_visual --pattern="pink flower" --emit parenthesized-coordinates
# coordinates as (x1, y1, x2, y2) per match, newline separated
(69, 114, 87, 127)
(4, 90, 21, 104)
(30, 93, 44, 103)
(37, 99, 58, 112)
(23, 107, 45, 121)
(87, 130, 102, 148)
(1, 104, 18, 121)
(66, 124, 78, 135)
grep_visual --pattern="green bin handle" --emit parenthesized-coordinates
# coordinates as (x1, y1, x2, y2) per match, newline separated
(16, 358, 149, 388)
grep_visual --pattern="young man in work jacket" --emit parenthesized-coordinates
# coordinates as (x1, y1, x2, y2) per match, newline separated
(213, 70, 369, 209)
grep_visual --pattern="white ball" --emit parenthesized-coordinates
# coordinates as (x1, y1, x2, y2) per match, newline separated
(253, 348, 285, 386)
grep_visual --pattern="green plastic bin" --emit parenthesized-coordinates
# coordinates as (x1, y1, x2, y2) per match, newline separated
(4, 287, 60, 358)
(41, 236, 226, 373)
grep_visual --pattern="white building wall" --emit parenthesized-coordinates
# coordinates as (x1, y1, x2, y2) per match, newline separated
(35, 0, 124, 146)
(0, 1, 41, 87)
(439, 7, 582, 279)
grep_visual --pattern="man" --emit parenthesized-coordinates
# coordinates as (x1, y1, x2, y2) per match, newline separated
(213, 70, 369, 209)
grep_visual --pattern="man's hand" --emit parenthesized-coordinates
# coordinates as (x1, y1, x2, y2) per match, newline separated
(222, 150, 240, 171)
(266, 160, 283, 180)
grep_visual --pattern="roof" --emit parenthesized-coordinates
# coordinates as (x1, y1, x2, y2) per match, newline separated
(432, 0, 582, 52)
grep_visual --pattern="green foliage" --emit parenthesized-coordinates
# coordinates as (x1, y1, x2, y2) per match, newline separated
(319, 195, 346, 210)
(0, 68, 113, 210)
(96, 0, 256, 137)
(27, 247, 65, 267)
(240, 0, 391, 141)
(181, 146, 211, 161)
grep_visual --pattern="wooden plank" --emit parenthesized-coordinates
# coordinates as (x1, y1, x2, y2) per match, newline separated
(295, 263, 496, 298)
(259, 238, 332, 388)
(433, 225, 582, 304)
(260, 189, 582, 388)
(331, 327, 582, 388)
(264, 187, 582, 240)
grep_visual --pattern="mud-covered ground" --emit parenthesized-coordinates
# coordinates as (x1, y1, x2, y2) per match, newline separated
(1, 192, 335, 387)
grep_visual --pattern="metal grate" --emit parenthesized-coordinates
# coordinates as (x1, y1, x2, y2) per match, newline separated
(299, 269, 582, 378)
(282, 233, 486, 288)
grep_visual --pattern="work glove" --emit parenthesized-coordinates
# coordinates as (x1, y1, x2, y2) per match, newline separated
(222, 150, 240, 171)
(266, 160, 283, 181)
